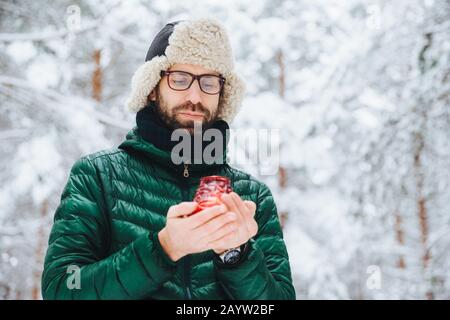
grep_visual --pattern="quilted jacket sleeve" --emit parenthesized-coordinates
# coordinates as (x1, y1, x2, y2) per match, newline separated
(41, 157, 177, 300)
(214, 182, 296, 300)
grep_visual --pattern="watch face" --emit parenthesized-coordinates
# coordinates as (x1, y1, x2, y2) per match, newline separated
(224, 249, 241, 264)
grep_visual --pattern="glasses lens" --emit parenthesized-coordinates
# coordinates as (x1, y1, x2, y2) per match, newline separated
(168, 72, 191, 90)
(200, 76, 222, 94)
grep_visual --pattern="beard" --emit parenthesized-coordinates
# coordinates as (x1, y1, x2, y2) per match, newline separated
(154, 91, 221, 133)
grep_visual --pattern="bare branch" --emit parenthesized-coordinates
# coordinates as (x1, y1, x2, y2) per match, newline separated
(0, 75, 130, 131)
(0, 21, 99, 42)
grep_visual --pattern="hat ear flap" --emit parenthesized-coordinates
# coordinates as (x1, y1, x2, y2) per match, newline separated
(217, 73, 246, 122)
(126, 56, 171, 113)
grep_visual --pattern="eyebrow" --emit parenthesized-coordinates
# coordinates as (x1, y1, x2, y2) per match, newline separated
(168, 69, 220, 76)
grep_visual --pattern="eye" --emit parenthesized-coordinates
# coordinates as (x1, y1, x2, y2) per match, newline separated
(201, 77, 220, 88)
(170, 73, 190, 86)
(172, 79, 188, 85)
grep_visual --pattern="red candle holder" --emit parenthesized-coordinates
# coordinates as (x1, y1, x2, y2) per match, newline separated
(190, 176, 232, 215)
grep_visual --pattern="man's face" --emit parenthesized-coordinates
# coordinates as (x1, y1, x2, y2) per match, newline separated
(149, 63, 223, 133)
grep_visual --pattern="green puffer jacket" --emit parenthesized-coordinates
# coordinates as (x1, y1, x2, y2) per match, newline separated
(42, 127, 295, 300)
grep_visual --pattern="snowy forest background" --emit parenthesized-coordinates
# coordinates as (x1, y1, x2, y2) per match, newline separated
(1, 0, 449, 299)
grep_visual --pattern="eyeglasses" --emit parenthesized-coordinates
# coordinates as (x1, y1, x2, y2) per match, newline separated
(160, 70, 225, 95)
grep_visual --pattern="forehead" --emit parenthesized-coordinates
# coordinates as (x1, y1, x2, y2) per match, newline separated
(169, 63, 220, 76)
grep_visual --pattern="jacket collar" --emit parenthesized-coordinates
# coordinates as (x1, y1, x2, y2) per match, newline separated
(118, 104, 229, 182)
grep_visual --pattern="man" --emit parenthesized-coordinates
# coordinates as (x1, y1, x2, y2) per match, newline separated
(42, 18, 295, 300)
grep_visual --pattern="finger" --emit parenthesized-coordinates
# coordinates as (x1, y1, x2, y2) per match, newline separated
(194, 211, 237, 237)
(223, 193, 251, 236)
(230, 193, 257, 235)
(189, 204, 228, 229)
(221, 193, 241, 218)
(167, 202, 198, 218)
(230, 193, 250, 214)
(243, 200, 256, 217)
(208, 231, 240, 251)
(205, 220, 238, 244)
(248, 220, 259, 237)
(229, 193, 251, 223)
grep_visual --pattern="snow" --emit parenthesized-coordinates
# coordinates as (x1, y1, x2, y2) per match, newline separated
(13, 135, 63, 202)
(26, 57, 60, 90)
(6, 41, 36, 64)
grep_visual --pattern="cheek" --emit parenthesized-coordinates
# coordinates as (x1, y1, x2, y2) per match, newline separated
(159, 91, 183, 113)
(205, 95, 220, 112)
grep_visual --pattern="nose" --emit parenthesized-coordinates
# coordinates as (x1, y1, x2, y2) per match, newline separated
(185, 79, 203, 105)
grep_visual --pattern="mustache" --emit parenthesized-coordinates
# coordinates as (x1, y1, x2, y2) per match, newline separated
(172, 102, 211, 118)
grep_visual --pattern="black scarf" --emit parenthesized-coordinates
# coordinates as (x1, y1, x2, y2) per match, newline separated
(136, 102, 229, 164)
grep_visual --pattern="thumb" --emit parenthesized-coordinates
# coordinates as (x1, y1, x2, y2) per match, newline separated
(167, 202, 198, 218)
(244, 200, 256, 216)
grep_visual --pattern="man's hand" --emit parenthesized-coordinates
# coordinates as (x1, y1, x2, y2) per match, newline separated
(158, 202, 238, 262)
(209, 192, 258, 255)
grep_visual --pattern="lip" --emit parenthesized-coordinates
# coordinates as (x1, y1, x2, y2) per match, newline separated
(178, 112, 205, 119)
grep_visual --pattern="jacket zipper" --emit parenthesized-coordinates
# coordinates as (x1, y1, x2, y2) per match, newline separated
(180, 167, 192, 299)
(183, 163, 189, 178)
(182, 256, 192, 300)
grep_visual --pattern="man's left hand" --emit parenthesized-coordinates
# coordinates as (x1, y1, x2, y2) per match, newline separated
(208, 192, 258, 255)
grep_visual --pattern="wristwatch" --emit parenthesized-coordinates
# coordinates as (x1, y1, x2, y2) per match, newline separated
(218, 243, 248, 265)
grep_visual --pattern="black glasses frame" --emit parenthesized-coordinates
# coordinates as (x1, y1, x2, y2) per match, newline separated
(160, 70, 225, 95)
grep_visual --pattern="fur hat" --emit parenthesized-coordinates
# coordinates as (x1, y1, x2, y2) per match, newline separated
(125, 18, 246, 122)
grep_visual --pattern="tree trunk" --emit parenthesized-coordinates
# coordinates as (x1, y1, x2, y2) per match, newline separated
(276, 49, 288, 228)
(278, 166, 288, 228)
(394, 211, 406, 269)
(414, 31, 434, 300)
(92, 49, 102, 102)
(413, 132, 433, 300)
(276, 49, 285, 99)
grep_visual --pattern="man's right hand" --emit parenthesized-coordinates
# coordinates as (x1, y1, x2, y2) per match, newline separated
(158, 202, 238, 262)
